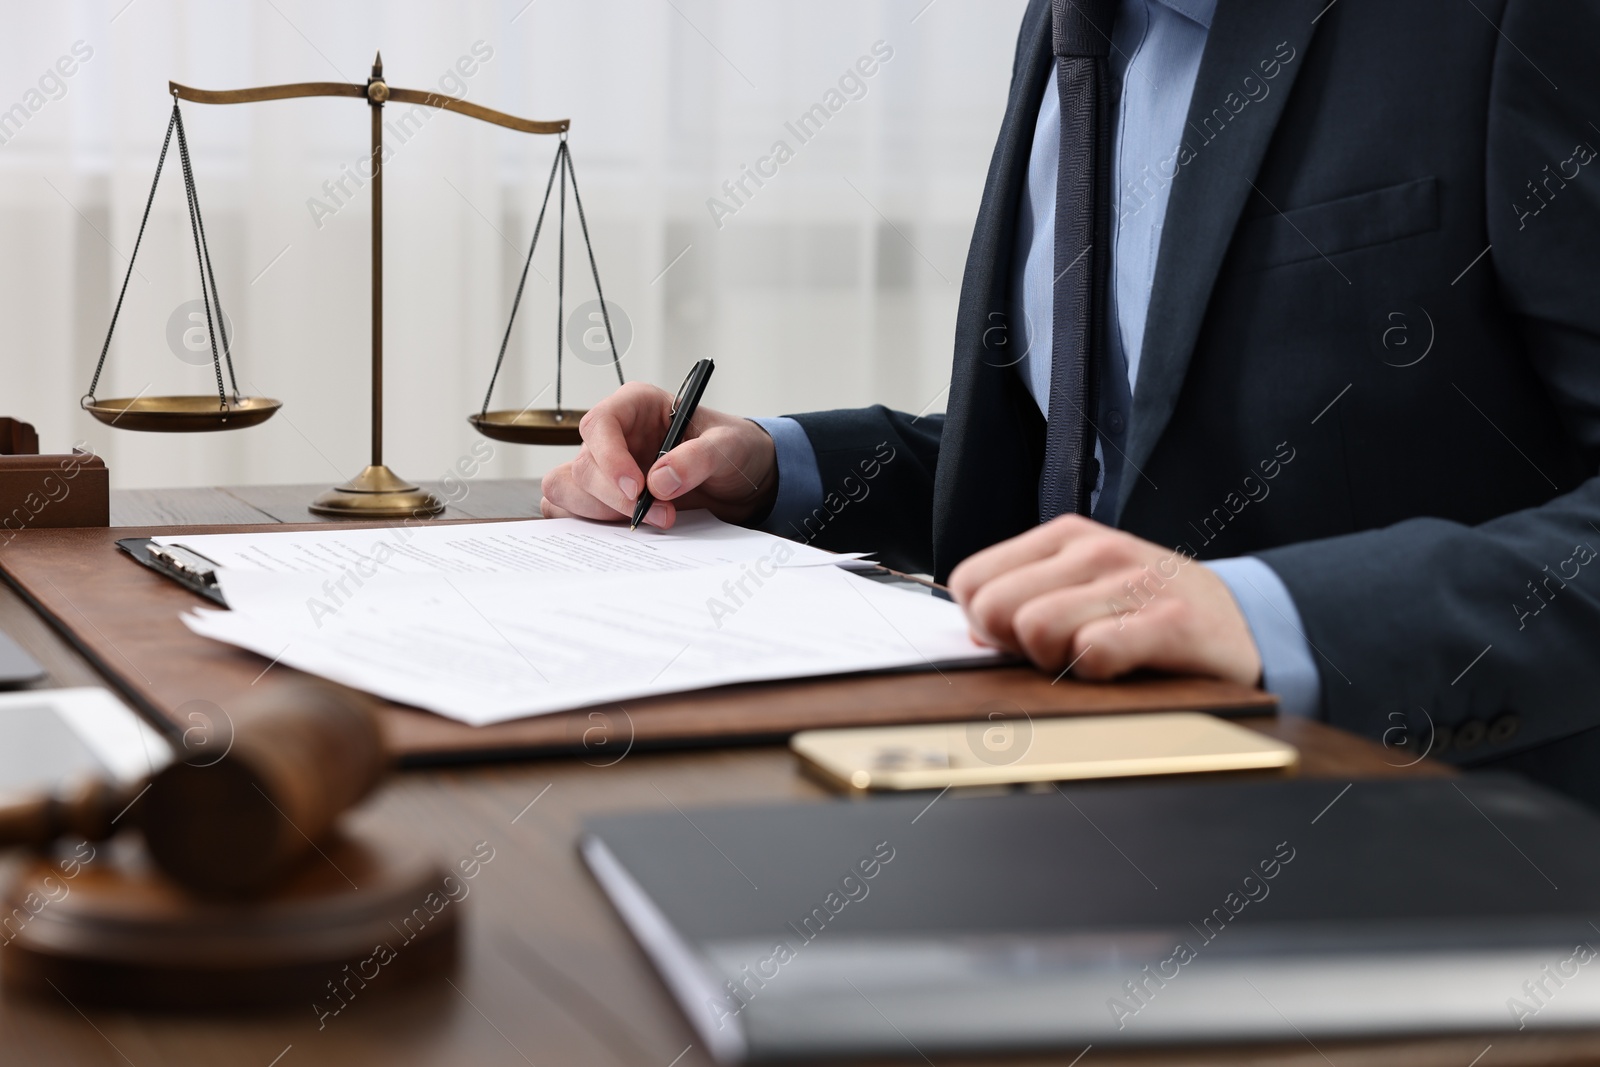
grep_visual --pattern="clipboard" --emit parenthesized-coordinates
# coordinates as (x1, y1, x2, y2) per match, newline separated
(0, 523, 1277, 765)
(116, 533, 941, 610)
(116, 537, 226, 606)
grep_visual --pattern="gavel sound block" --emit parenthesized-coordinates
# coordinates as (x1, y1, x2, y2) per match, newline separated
(0, 683, 460, 1009)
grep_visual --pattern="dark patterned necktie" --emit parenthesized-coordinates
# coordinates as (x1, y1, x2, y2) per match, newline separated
(1039, 0, 1115, 521)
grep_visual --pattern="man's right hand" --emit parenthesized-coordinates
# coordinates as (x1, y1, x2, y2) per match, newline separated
(539, 381, 780, 529)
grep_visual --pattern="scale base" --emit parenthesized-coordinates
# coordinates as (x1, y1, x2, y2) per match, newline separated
(309, 464, 444, 519)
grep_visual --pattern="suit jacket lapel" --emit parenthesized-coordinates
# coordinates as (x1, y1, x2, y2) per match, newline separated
(930, 0, 1055, 579)
(1114, 0, 1323, 522)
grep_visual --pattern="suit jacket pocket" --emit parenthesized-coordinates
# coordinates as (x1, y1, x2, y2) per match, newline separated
(1230, 177, 1439, 272)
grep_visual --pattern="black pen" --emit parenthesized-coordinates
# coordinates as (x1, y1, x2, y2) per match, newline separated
(631, 358, 715, 530)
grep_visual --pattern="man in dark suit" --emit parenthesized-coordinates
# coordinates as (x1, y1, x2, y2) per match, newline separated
(542, 0, 1600, 802)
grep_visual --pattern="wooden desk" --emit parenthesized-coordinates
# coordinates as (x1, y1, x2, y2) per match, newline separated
(0, 482, 1592, 1066)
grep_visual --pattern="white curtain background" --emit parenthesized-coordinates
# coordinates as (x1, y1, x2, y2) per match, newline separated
(0, 0, 1025, 491)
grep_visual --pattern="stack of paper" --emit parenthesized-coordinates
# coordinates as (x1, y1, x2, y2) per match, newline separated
(167, 514, 997, 726)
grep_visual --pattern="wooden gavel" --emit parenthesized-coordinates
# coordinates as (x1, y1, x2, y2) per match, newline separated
(0, 682, 387, 897)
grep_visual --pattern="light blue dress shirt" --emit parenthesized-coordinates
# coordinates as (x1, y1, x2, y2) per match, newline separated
(754, 0, 1322, 718)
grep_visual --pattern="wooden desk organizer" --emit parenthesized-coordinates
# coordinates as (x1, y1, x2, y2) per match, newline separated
(0, 419, 108, 535)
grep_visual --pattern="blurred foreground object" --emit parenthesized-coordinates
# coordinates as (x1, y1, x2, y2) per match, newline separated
(0, 681, 460, 1008)
(142, 681, 386, 896)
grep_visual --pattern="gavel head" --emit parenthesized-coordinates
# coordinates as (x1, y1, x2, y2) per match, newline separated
(139, 682, 387, 898)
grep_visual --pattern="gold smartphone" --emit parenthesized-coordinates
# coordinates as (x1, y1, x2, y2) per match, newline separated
(791, 712, 1298, 792)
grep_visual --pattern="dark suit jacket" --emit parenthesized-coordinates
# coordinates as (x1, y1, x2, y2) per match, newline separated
(786, 0, 1600, 800)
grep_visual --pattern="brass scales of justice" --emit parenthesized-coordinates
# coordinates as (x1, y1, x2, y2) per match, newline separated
(82, 53, 625, 518)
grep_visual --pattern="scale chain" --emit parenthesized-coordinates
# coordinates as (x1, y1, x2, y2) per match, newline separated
(556, 140, 567, 413)
(87, 105, 179, 401)
(480, 144, 564, 417)
(172, 105, 232, 406)
(177, 109, 241, 401)
(478, 139, 624, 421)
(563, 145, 625, 389)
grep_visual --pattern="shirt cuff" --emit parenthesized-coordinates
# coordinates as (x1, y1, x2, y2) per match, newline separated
(748, 416, 824, 538)
(1204, 556, 1323, 719)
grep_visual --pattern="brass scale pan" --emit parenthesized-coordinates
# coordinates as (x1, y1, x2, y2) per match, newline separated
(87, 74, 623, 445)
(473, 136, 624, 445)
(83, 98, 281, 433)
(469, 408, 583, 446)
(83, 395, 281, 433)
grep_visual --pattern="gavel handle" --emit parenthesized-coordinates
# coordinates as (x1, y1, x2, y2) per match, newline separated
(0, 777, 147, 849)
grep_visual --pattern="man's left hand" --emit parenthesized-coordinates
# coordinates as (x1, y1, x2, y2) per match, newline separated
(947, 515, 1263, 686)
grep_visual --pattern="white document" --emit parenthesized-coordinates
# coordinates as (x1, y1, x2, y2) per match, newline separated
(156, 511, 847, 578)
(182, 564, 996, 726)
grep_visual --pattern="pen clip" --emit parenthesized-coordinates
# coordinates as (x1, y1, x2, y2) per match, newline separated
(669, 367, 696, 417)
